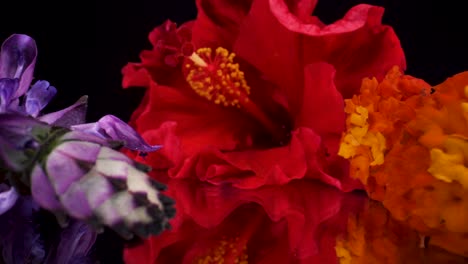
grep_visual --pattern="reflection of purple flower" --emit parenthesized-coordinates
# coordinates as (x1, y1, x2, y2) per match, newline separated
(0, 196, 45, 264)
(0, 196, 97, 264)
(44, 220, 97, 264)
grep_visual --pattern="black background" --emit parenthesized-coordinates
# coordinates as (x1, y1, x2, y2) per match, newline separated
(1, 0, 466, 263)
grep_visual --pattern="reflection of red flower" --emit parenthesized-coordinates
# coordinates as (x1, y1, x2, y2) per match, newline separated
(123, 180, 366, 264)
(123, 0, 405, 190)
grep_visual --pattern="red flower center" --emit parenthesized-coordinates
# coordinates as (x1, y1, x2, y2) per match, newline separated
(184, 47, 290, 145)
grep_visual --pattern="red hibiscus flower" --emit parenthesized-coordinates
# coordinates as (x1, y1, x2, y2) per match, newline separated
(123, 0, 405, 191)
(123, 179, 366, 264)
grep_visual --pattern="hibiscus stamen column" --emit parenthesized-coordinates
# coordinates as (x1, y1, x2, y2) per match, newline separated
(184, 47, 287, 144)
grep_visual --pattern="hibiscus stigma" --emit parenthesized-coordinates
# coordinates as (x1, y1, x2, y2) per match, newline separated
(184, 47, 288, 144)
(185, 47, 251, 108)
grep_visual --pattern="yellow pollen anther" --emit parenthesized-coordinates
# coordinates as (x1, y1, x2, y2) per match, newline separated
(194, 236, 248, 264)
(185, 47, 251, 108)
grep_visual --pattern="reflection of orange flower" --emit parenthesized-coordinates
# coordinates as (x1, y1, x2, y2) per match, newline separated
(335, 201, 468, 264)
(339, 67, 468, 257)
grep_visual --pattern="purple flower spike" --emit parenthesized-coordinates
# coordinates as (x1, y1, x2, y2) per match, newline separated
(0, 184, 19, 215)
(0, 34, 37, 99)
(30, 132, 175, 239)
(71, 114, 160, 152)
(25, 80, 57, 117)
(0, 78, 18, 111)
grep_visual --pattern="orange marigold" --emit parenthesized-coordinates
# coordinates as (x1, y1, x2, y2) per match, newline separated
(339, 67, 468, 257)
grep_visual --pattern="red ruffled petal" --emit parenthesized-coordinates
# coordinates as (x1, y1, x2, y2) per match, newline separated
(138, 82, 260, 150)
(123, 21, 195, 88)
(172, 130, 310, 188)
(234, 0, 406, 116)
(296, 63, 345, 139)
(191, 0, 254, 49)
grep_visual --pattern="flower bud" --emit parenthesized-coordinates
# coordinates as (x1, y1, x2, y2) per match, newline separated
(31, 131, 175, 239)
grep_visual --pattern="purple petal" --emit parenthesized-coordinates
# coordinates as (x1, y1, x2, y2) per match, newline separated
(46, 150, 86, 195)
(95, 159, 129, 180)
(71, 115, 160, 152)
(95, 192, 135, 227)
(39, 96, 87, 126)
(61, 172, 114, 219)
(55, 141, 101, 163)
(59, 180, 94, 219)
(0, 78, 19, 111)
(25, 80, 57, 117)
(59, 130, 110, 147)
(30, 164, 63, 211)
(96, 146, 133, 163)
(83, 173, 115, 210)
(0, 34, 37, 98)
(0, 184, 19, 215)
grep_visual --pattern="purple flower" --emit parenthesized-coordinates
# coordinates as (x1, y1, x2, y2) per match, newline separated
(0, 34, 175, 241)
(0, 34, 63, 120)
(0, 78, 18, 112)
(0, 112, 174, 235)
(71, 114, 161, 152)
(25, 80, 57, 117)
(0, 34, 37, 99)
(31, 131, 174, 239)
